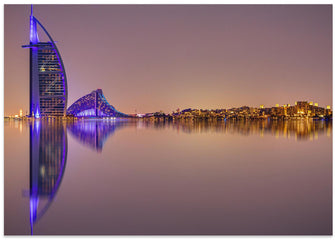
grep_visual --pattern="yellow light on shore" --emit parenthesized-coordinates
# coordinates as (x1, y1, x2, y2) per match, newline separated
(327, 105, 331, 109)
(275, 104, 279, 107)
(260, 105, 264, 109)
(314, 103, 318, 107)
(309, 102, 313, 105)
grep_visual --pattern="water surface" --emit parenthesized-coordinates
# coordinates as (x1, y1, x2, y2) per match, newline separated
(4, 119, 332, 235)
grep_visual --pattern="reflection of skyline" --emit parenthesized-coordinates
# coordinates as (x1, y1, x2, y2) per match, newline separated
(138, 119, 332, 141)
(66, 119, 332, 151)
(29, 120, 67, 235)
(8, 118, 333, 157)
(67, 119, 130, 152)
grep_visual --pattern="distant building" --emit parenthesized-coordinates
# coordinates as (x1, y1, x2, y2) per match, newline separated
(296, 101, 308, 114)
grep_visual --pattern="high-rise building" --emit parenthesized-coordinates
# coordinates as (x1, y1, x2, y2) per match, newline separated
(22, 6, 68, 117)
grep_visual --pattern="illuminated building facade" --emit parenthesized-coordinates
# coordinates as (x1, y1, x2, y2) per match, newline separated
(296, 101, 309, 114)
(67, 89, 129, 117)
(22, 7, 68, 117)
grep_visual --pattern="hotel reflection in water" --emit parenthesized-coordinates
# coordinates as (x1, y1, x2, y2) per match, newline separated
(29, 120, 67, 234)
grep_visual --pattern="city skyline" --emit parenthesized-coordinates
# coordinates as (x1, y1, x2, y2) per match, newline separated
(4, 4, 332, 115)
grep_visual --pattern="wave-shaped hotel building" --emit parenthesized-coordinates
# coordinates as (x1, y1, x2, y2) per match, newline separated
(67, 89, 128, 117)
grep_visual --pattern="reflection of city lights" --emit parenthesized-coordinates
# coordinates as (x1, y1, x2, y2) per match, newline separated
(40, 165, 45, 177)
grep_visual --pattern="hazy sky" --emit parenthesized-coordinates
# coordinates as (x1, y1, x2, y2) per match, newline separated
(4, 4, 332, 115)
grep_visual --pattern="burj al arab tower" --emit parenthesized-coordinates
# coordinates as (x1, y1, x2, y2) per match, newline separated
(22, 6, 68, 117)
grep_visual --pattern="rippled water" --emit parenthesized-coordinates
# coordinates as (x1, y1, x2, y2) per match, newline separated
(4, 118, 332, 235)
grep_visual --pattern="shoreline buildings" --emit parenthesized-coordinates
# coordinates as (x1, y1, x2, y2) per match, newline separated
(142, 101, 332, 121)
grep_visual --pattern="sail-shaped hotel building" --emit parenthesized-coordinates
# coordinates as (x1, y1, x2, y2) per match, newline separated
(22, 6, 68, 117)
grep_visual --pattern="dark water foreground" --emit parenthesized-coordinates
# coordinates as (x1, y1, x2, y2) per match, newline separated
(4, 119, 332, 235)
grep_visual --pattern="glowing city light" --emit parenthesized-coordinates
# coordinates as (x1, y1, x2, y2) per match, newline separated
(35, 109, 40, 118)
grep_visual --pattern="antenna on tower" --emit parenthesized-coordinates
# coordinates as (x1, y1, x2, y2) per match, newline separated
(31, 4, 33, 16)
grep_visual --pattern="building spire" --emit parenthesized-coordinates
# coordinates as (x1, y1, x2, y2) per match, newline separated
(29, 5, 39, 44)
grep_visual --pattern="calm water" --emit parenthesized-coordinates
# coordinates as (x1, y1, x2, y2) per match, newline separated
(4, 119, 332, 235)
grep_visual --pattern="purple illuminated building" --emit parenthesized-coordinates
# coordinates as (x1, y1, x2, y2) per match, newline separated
(22, 6, 68, 117)
(67, 89, 129, 117)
